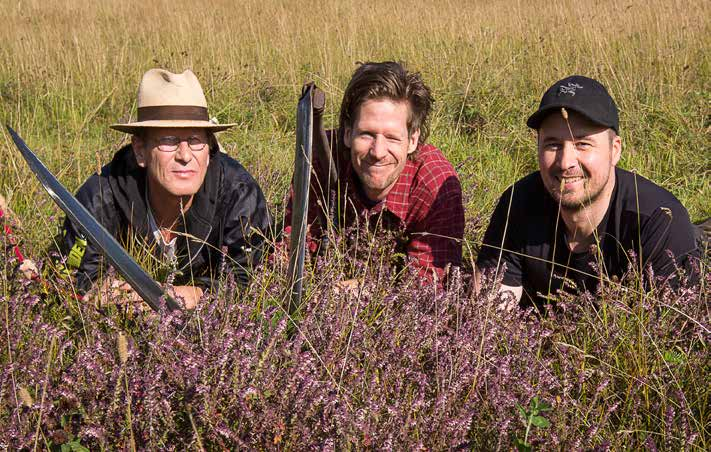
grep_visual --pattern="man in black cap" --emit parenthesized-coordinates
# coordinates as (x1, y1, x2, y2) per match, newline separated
(476, 75, 700, 309)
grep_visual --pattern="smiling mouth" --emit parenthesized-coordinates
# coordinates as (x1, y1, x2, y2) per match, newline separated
(556, 175, 585, 184)
(554, 175, 586, 193)
(362, 166, 391, 174)
(365, 160, 393, 166)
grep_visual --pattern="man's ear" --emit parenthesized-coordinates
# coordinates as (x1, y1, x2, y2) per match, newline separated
(611, 132, 622, 166)
(407, 128, 421, 154)
(132, 134, 147, 167)
(343, 126, 353, 148)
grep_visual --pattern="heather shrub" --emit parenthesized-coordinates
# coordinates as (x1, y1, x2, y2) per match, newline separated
(1, 235, 708, 450)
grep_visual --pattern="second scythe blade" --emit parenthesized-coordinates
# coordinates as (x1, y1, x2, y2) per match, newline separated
(287, 84, 314, 315)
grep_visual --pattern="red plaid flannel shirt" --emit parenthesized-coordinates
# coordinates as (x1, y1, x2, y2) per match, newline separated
(284, 130, 464, 283)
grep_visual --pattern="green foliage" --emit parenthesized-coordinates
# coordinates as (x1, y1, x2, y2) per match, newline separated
(58, 441, 90, 452)
(515, 396, 553, 451)
(662, 349, 686, 365)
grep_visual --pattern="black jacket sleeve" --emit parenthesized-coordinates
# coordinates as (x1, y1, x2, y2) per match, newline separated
(218, 163, 272, 288)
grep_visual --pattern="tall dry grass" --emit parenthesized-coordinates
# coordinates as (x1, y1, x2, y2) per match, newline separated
(1, 0, 708, 252)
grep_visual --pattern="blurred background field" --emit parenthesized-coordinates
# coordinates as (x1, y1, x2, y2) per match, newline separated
(1, 0, 709, 256)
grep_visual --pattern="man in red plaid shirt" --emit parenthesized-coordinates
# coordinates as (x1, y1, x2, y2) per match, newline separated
(284, 61, 464, 286)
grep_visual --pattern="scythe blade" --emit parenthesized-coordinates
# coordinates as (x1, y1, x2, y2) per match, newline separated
(287, 84, 314, 314)
(6, 126, 180, 312)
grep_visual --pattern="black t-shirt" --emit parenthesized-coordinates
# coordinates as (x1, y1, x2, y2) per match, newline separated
(477, 167, 699, 308)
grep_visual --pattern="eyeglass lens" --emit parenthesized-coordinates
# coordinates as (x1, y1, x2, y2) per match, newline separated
(157, 136, 206, 152)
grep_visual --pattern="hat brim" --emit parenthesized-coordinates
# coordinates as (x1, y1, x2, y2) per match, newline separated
(110, 120, 235, 134)
(526, 103, 615, 132)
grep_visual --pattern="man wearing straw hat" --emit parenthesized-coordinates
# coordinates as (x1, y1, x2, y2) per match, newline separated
(476, 75, 700, 310)
(60, 69, 271, 309)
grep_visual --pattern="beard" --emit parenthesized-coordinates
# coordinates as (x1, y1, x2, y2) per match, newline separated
(558, 183, 605, 210)
(547, 171, 610, 211)
(353, 159, 405, 201)
(360, 171, 399, 192)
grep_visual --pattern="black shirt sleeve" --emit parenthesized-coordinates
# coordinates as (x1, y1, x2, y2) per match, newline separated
(639, 204, 700, 284)
(476, 185, 524, 287)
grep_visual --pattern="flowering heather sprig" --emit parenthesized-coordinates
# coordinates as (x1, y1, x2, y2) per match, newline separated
(0, 237, 708, 449)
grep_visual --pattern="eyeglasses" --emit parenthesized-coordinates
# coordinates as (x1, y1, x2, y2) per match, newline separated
(155, 135, 207, 152)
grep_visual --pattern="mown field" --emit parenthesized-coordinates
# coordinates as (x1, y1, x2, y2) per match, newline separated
(1, 0, 709, 449)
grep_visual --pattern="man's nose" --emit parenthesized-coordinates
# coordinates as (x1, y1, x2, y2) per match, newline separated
(557, 140, 578, 170)
(174, 140, 193, 163)
(369, 135, 388, 160)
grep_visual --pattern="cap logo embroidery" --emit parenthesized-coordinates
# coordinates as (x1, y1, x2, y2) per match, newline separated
(558, 82, 583, 96)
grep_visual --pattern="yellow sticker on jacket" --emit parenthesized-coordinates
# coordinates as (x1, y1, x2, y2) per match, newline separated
(67, 237, 87, 268)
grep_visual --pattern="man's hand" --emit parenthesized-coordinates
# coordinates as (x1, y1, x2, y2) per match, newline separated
(497, 285, 523, 312)
(170, 285, 203, 310)
(89, 278, 203, 311)
(335, 278, 360, 293)
(18, 259, 39, 280)
(301, 82, 325, 116)
(89, 277, 143, 308)
(474, 266, 523, 310)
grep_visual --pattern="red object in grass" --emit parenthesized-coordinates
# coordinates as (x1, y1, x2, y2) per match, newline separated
(0, 207, 25, 263)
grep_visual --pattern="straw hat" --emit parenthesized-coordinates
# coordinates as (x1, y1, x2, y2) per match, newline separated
(110, 69, 235, 134)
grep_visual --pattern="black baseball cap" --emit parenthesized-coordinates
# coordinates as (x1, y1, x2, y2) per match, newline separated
(526, 75, 619, 134)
